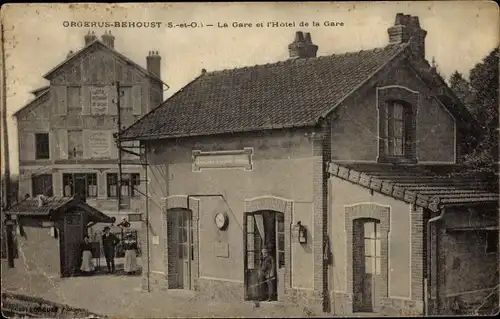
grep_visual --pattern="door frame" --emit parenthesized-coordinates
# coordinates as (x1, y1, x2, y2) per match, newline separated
(345, 203, 390, 314)
(166, 208, 194, 290)
(243, 210, 286, 301)
(244, 196, 293, 302)
(59, 212, 85, 277)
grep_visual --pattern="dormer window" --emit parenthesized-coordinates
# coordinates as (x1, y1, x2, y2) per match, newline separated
(377, 86, 419, 163)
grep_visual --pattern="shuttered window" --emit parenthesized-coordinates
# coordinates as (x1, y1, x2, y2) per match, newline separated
(379, 100, 415, 161)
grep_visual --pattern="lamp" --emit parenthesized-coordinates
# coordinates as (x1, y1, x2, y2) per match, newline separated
(294, 221, 307, 244)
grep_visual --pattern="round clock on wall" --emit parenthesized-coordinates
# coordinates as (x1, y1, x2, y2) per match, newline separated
(215, 212, 229, 230)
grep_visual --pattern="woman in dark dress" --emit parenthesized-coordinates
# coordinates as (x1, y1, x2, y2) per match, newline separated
(79, 236, 95, 275)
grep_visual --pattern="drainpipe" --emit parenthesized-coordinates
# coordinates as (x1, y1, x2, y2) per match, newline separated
(426, 207, 446, 316)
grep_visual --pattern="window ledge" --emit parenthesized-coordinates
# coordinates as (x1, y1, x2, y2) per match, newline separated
(377, 156, 417, 165)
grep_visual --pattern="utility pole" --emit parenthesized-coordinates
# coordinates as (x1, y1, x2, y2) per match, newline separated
(115, 81, 123, 213)
(1, 23, 14, 268)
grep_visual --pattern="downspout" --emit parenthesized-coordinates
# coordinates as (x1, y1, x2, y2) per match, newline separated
(426, 207, 446, 316)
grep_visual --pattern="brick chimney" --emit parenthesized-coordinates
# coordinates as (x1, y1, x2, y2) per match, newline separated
(101, 30, 115, 49)
(388, 13, 427, 59)
(84, 30, 97, 46)
(146, 51, 161, 78)
(288, 31, 318, 59)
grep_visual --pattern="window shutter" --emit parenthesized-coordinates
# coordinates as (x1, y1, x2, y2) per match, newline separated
(405, 107, 416, 158)
(378, 102, 388, 158)
(81, 86, 90, 115)
(58, 130, 68, 160)
(56, 86, 68, 116)
(24, 132, 35, 161)
(82, 130, 91, 159)
(132, 85, 142, 115)
(108, 85, 118, 115)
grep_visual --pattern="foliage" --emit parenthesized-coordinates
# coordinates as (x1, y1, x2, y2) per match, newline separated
(449, 48, 499, 170)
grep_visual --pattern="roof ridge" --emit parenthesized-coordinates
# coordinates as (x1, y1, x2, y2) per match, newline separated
(42, 40, 168, 88)
(202, 43, 408, 76)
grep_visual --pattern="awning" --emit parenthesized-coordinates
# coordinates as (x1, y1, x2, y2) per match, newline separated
(6, 195, 116, 224)
(328, 162, 498, 212)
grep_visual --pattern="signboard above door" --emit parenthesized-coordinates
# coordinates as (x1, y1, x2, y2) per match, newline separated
(192, 148, 253, 171)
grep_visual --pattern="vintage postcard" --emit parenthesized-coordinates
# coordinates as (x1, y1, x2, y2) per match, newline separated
(0, 1, 499, 318)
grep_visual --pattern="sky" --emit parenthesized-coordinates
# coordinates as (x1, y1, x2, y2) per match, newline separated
(1, 1, 498, 175)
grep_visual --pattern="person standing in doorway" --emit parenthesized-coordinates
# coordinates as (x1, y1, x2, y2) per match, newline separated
(102, 226, 119, 273)
(258, 248, 276, 301)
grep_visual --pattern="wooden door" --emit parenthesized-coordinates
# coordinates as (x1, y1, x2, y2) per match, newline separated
(60, 213, 84, 277)
(168, 210, 193, 289)
(275, 213, 285, 301)
(244, 213, 262, 300)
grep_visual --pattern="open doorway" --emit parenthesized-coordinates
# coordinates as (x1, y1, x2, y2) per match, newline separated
(244, 211, 285, 301)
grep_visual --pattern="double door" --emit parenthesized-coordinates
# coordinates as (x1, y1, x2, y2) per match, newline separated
(244, 211, 285, 301)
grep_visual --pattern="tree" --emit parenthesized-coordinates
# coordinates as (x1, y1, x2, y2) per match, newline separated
(450, 48, 499, 170)
(449, 71, 474, 115)
(465, 48, 499, 169)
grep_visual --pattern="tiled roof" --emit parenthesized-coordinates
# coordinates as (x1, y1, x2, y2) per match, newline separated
(120, 43, 410, 140)
(6, 196, 116, 223)
(328, 162, 499, 212)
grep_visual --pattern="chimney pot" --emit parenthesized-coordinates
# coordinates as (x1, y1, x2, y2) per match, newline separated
(288, 31, 318, 59)
(395, 13, 404, 25)
(295, 31, 304, 42)
(304, 32, 312, 44)
(146, 50, 161, 78)
(388, 13, 427, 59)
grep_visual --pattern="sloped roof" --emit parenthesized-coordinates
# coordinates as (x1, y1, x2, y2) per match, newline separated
(328, 162, 499, 212)
(43, 39, 168, 88)
(120, 42, 411, 140)
(13, 89, 50, 117)
(6, 195, 116, 223)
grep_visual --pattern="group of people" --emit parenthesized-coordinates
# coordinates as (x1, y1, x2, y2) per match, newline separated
(79, 226, 139, 275)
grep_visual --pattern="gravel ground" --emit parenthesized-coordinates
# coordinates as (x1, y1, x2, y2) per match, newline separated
(1, 259, 321, 318)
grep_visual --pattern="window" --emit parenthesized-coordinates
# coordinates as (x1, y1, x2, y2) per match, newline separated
(107, 173, 140, 198)
(486, 230, 499, 254)
(120, 87, 133, 111)
(107, 173, 118, 198)
(67, 86, 82, 112)
(364, 220, 381, 275)
(276, 214, 285, 268)
(62, 173, 97, 198)
(32, 174, 53, 197)
(68, 130, 83, 159)
(379, 100, 415, 162)
(385, 102, 405, 156)
(35, 133, 50, 159)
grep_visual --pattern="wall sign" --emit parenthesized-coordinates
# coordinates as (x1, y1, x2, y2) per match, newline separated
(90, 87, 108, 115)
(89, 131, 110, 158)
(192, 148, 253, 171)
